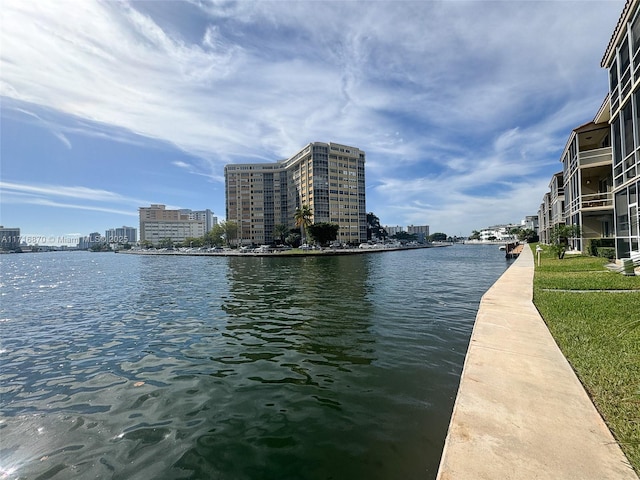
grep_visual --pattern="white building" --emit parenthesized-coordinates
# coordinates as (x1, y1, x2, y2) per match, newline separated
(105, 226, 137, 244)
(139, 204, 205, 246)
(180, 209, 217, 233)
(384, 225, 404, 237)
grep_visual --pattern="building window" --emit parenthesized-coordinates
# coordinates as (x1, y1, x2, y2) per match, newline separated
(632, 13, 640, 57)
(623, 102, 634, 157)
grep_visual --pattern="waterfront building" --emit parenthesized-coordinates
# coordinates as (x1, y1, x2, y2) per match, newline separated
(139, 204, 205, 246)
(105, 226, 137, 244)
(602, 0, 640, 257)
(0, 226, 21, 251)
(407, 225, 430, 243)
(537, 193, 552, 244)
(225, 142, 367, 246)
(534, 172, 561, 246)
(478, 224, 519, 242)
(180, 209, 217, 233)
(521, 215, 539, 234)
(78, 232, 103, 250)
(384, 226, 404, 237)
(559, 99, 614, 252)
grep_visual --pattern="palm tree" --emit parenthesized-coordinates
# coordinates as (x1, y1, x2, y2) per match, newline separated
(294, 204, 313, 244)
(273, 224, 289, 245)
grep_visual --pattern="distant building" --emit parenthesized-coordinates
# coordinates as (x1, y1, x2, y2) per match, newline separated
(78, 232, 103, 250)
(384, 225, 404, 237)
(180, 209, 217, 233)
(0, 226, 20, 251)
(407, 224, 430, 243)
(521, 216, 539, 233)
(139, 204, 205, 246)
(225, 142, 367, 245)
(105, 226, 137, 244)
(478, 224, 520, 242)
(539, 172, 566, 245)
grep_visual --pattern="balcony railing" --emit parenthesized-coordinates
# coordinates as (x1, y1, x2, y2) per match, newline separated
(578, 147, 612, 167)
(581, 192, 613, 209)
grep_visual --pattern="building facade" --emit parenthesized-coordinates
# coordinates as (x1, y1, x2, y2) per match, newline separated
(105, 226, 137, 244)
(139, 204, 205, 246)
(478, 224, 519, 242)
(602, 0, 640, 257)
(539, 172, 566, 245)
(560, 100, 614, 252)
(0, 226, 21, 251)
(407, 225, 430, 243)
(225, 162, 287, 245)
(180, 209, 217, 233)
(225, 142, 367, 246)
(537, 192, 552, 244)
(78, 232, 103, 250)
(521, 215, 539, 233)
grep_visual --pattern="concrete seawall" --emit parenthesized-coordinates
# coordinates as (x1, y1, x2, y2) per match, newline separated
(436, 244, 638, 479)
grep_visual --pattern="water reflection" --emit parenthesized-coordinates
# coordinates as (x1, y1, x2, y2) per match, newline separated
(0, 247, 509, 479)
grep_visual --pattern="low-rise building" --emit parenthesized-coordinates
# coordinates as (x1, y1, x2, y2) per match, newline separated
(602, 0, 640, 258)
(139, 204, 205, 246)
(560, 99, 614, 252)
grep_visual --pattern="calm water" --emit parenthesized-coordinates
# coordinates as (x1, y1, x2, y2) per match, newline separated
(0, 245, 510, 480)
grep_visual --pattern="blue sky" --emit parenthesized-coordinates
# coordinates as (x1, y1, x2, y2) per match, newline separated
(0, 0, 625, 242)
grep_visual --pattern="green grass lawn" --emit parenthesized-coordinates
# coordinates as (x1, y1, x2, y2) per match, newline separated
(532, 245, 640, 473)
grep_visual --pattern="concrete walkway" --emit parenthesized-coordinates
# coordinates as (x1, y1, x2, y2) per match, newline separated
(436, 244, 638, 480)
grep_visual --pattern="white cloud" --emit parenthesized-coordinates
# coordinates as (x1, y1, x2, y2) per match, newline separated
(0, 181, 162, 217)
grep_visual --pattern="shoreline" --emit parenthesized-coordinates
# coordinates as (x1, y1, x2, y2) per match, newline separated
(115, 243, 452, 257)
(436, 244, 637, 479)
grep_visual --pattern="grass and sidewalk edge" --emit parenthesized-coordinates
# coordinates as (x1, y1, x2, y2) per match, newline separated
(532, 243, 640, 474)
(436, 243, 638, 479)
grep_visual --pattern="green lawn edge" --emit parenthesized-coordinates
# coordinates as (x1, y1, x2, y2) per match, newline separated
(531, 244, 640, 473)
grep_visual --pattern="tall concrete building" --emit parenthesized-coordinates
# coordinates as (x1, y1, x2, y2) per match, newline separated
(407, 225, 430, 243)
(180, 209, 217, 233)
(0, 226, 21, 251)
(602, 0, 640, 257)
(225, 142, 367, 246)
(105, 226, 137, 244)
(139, 204, 205, 246)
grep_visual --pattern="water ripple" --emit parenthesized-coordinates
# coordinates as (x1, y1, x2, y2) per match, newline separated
(0, 246, 509, 479)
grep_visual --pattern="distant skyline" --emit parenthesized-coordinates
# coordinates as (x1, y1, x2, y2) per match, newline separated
(0, 0, 626, 241)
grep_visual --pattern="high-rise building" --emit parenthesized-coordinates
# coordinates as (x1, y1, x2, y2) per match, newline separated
(0, 226, 21, 251)
(78, 232, 102, 250)
(180, 209, 218, 233)
(602, 0, 640, 258)
(105, 226, 137, 244)
(407, 225, 430, 243)
(225, 142, 367, 245)
(139, 204, 205, 246)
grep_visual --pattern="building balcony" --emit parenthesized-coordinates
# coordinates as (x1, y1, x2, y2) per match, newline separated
(578, 146, 612, 167)
(581, 192, 613, 209)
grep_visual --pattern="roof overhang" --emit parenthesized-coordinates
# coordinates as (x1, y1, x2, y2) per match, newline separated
(602, 0, 636, 68)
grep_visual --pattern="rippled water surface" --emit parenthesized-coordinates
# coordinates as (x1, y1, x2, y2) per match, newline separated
(0, 246, 510, 479)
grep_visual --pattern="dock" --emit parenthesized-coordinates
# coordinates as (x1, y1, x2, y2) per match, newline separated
(505, 242, 523, 259)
